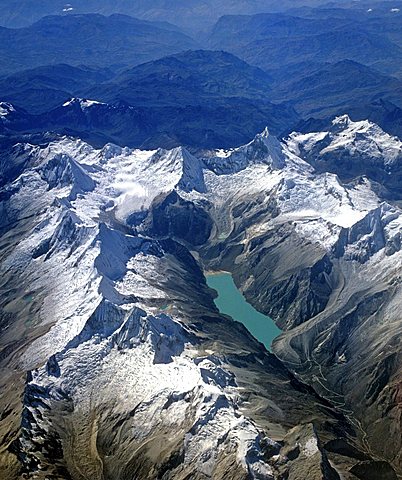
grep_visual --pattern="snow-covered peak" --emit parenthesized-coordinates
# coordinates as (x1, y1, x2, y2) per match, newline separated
(3, 119, 402, 479)
(62, 97, 106, 110)
(174, 146, 206, 193)
(0, 101, 15, 116)
(37, 152, 96, 200)
(331, 113, 352, 128)
(288, 115, 402, 168)
(333, 202, 402, 263)
(324, 116, 402, 165)
(202, 127, 286, 175)
(0, 101, 16, 122)
(17, 137, 206, 224)
(251, 126, 285, 167)
(3, 122, 387, 240)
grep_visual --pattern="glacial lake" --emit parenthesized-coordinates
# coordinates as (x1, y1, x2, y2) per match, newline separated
(206, 272, 281, 351)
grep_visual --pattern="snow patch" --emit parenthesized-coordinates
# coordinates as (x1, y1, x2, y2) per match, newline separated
(62, 98, 105, 109)
(0, 102, 15, 118)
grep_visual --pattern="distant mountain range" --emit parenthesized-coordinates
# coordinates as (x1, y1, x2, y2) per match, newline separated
(0, 52, 298, 149)
(207, 11, 402, 76)
(0, 64, 115, 113)
(269, 59, 402, 122)
(0, 4, 402, 146)
(0, 0, 354, 30)
(0, 14, 199, 75)
(86, 50, 273, 106)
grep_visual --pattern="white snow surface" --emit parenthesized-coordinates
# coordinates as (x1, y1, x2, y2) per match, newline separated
(3, 123, 396, 364)
(2, 125, 388, 367)
(0, 101, 15, 118)
(62, 97, 106, 109)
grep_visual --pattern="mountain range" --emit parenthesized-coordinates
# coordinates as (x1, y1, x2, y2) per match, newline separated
(1, 6, 402, 145)
(1, 117, 401, 479)
(207, 11, 402, 77)
(0, 51, 299, 149)
(0, 14, 199, 75)
(0, 0, 354, 30)
(1, 2, 402, 479)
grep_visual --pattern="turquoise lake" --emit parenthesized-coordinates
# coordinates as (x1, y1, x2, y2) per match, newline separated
(206, 272, 281, 351)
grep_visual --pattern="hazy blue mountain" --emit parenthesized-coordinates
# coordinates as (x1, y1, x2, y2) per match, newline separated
(0, 14, 199, 75)
(0, 64, 115, 113)
(290, 3, 402, 48)
(88, 50, 273, 106)
(269, 60, 402, 117)
(0, 50, 298, 148)
(0, 95, 298, 150)
(208, 13, 402, 76)
(208, 12, 351, 45)
(0, 0, 353, 30)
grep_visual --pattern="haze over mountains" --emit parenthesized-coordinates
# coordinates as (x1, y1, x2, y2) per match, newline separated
(0, 0, 353, 30)
(1, 2, 402, 146)
(1, 1, 402, 480)
(0, 14, 199, 75)
(0, 51, 299, 148)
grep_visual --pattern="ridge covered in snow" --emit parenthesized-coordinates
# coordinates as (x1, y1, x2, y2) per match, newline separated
(62, 97, 107, 109)
(287, 115, 402, 175)
(0, 101, 15, 117)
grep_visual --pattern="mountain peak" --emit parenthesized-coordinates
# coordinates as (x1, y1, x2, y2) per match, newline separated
(62, 98, 105, 110)
(332, 114, 352, 127)
(0, 101, 15, 117)
(175, 147, 206, 193)
(247, 127, 286, 169)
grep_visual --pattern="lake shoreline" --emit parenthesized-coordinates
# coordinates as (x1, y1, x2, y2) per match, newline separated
(205, 270, 231, 277)
(206, 271, 281, 351)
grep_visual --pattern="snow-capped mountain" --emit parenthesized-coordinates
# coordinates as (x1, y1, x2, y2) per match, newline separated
(287, 115, 402, 199)
(1, 118, 401, 479)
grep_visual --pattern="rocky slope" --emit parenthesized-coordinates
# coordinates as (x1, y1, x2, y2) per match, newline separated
(0, 118, 401, 479)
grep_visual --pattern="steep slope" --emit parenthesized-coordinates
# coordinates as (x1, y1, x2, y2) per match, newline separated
(188, 129, 402, 477)
(286, 115, 402, 199)
(1, 120, 402, 478)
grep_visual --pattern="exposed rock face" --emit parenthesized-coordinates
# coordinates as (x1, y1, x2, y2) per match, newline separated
(142, 190, 213, 245)
(0, 120, 401, 479)
(277, 424, 340, 480)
